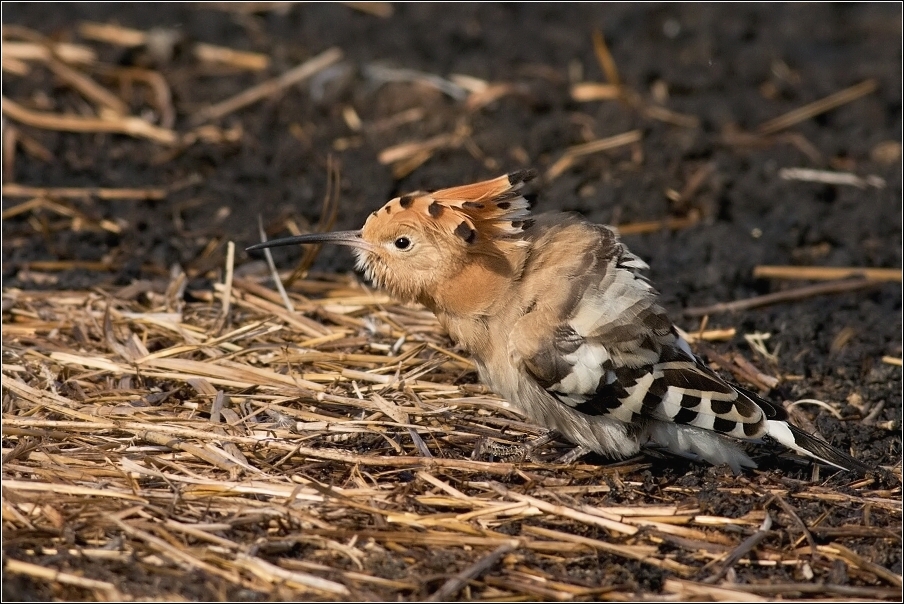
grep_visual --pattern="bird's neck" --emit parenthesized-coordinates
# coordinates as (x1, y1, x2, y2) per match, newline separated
(425, 244, 528, 353)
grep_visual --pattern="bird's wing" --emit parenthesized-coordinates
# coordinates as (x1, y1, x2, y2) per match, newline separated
(510, 220, 870, 472)
(511, 221, 770, 439)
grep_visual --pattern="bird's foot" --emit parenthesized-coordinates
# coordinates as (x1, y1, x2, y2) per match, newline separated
(472, 431, 589, 463)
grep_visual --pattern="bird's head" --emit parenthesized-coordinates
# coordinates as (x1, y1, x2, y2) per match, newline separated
(247, 170, 537, 314)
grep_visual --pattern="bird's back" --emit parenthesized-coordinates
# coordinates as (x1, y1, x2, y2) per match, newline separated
(452, 212, 871, 473)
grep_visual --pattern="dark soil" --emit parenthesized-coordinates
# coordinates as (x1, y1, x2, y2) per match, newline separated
(2, 3, 901, 601)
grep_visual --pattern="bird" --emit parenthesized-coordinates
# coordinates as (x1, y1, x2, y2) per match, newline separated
(247, 169, 873, 474)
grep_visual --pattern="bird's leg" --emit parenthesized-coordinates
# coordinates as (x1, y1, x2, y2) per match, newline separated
(471, 437, 527, 460)
(553, 444, 592, 464)
(472, 430, 589, 463)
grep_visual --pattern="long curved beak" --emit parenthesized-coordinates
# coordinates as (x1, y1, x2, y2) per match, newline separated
(246, 230, 378, 254)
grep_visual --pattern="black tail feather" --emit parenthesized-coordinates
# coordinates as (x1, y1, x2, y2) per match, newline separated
(787, 424, 876, 475)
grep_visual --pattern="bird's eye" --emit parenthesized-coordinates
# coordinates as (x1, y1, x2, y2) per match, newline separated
(393, 237, 411, 250)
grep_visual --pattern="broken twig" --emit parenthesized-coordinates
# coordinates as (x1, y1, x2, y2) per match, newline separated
(684, 278, 882, 317)
(753, 265, 901, 282)
(2, 97, 177, 144)
(190, 47, 343, 125)
(758, 79, 878, 135)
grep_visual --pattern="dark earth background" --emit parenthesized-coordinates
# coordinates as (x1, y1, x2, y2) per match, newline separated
(2, 2, 902, 598)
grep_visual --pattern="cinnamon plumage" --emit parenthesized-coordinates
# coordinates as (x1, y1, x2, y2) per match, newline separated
(248, 170, 871, 474)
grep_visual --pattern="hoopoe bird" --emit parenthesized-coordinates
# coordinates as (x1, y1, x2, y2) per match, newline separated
(248, 170, 872, 474)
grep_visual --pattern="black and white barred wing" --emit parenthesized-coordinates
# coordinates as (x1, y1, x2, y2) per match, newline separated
(512, 223, 871, 473)
(516, 230, 769, 437)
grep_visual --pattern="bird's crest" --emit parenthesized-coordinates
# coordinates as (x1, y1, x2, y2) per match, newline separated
(365, 169, 537, 249)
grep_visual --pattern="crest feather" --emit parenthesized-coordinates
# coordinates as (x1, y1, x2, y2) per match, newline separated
(427, 170, 537, 243)
(367, 170, 538, 250)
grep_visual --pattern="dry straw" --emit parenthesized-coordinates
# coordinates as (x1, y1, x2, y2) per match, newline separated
(3, 268, 901, 600)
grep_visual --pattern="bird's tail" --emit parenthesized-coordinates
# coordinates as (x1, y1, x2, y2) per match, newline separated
(765, 420, 875, 474)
